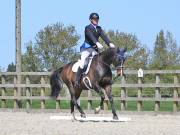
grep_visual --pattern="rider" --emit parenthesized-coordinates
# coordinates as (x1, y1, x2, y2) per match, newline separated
(75, 13, 115, 87)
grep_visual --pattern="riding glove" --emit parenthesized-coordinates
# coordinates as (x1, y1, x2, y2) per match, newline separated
(96, 42, 103, 49)
(109, 43, 115, 48)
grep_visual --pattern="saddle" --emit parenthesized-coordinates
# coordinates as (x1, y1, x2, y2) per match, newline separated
(72, 55, 94, 75)
(72, 55, 95, 90)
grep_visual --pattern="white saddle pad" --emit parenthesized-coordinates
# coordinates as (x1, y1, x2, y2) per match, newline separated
(72, 57, 93, 74)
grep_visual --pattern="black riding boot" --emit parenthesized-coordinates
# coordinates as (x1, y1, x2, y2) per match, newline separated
(75, 67, 83, 87)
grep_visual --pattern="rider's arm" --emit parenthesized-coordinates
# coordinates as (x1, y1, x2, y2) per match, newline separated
(98, 26, 111, 46)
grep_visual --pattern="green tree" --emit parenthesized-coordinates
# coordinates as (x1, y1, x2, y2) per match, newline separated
(6, 62, 16, 83)
(151, 30, 168, 69)
(150, 30, 180, 96)
(150, 30, 180, 69)
(22, 41, 42, 71)
(34, 22, 80, 70)
(166, 31, 180, 67)
(7, 62, 16, 72)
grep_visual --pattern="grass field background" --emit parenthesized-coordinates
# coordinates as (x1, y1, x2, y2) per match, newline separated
(1, 99, 179, 112)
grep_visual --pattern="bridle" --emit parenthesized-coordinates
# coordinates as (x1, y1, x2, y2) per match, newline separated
(97, 49, 125, 77)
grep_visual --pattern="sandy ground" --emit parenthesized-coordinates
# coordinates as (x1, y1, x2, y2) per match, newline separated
(0, 111, 180, 135)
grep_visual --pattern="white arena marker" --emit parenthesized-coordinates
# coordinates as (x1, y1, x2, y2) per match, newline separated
(50, 115, 131, 122)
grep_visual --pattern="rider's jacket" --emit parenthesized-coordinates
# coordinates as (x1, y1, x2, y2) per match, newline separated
(80, 24, 111, 51)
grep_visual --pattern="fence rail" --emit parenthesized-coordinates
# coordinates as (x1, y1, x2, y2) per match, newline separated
(0, 70, 179, 112)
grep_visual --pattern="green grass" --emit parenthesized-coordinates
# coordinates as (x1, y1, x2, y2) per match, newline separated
(0, 99, 178, 111)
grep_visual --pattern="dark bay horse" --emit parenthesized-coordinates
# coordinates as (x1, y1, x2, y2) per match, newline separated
(50, 47, 126, 120)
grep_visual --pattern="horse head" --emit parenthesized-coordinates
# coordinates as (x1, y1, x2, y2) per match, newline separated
(113, 47, 127, 76)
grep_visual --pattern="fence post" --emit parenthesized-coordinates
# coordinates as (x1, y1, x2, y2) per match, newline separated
(87, 90, 92, 110)
(173, 74, 179, 112)
(40, 76, 45, 109)
(155, 74, 160, 112)
(1, 75, 6, 108)
(26, 76, 31, 109)
(121, 75, 126, 111)
(137, 77, 142, 111)
(15, 0, 22, 109)
(13, 76, 18, 108)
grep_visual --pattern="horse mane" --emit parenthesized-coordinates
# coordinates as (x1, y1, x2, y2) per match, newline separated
(91, 48, 117, 65)
(98, 48, 117, 59)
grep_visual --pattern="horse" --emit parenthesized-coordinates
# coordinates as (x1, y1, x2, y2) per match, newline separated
(50, 47, 126, 120)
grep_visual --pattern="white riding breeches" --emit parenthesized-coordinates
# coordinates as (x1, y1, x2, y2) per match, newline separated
(79, 48, 97, 69)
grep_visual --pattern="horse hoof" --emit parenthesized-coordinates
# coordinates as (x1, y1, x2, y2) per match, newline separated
(80, 113, 86, 118)
(94, 106, 101, 114)
(71, 113, 77, 121)
(113, 115, 119, 120)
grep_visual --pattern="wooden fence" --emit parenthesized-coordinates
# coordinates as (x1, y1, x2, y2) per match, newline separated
(0, 70, 180, 112)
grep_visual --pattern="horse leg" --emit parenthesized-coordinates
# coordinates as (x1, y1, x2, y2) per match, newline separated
(94, 90, 105, 113)
(74, 88, 86, 118)
(104, 85, 118, 120)
(99, 91, 105, 109)
(72, 96, 86, 118)
(69, 86, 86, 118)
(93, 84, 105, 113)
(70, 99, 76, 121)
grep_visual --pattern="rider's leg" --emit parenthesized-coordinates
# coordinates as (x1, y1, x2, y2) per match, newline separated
(80, 50, 91, 69)
(75, 50, 90, 87)
(74, 67, 83, 87)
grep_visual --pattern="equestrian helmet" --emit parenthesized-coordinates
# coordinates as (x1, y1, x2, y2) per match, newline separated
(89, 13, 99, 20)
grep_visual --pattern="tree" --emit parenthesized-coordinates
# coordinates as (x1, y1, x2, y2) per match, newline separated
(22, 41, 42, 72)
(7, 62, 16, 72)
(34, 22, 80, 70)
(6, 62, 16, 83)
(150, 30, 168, 69)
(150, 30, 180, 69)
(166, 31, 180, 66)
(150, 30, 180, 96)
(104, 30, 150, 69)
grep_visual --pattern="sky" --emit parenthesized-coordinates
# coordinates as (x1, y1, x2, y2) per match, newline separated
(0, 0, 180, 70)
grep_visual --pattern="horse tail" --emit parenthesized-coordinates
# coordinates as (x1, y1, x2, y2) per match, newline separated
(50, 67, 64, 98)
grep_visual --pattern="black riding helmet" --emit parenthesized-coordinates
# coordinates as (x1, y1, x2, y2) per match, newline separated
(89, 13, 99, 20)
